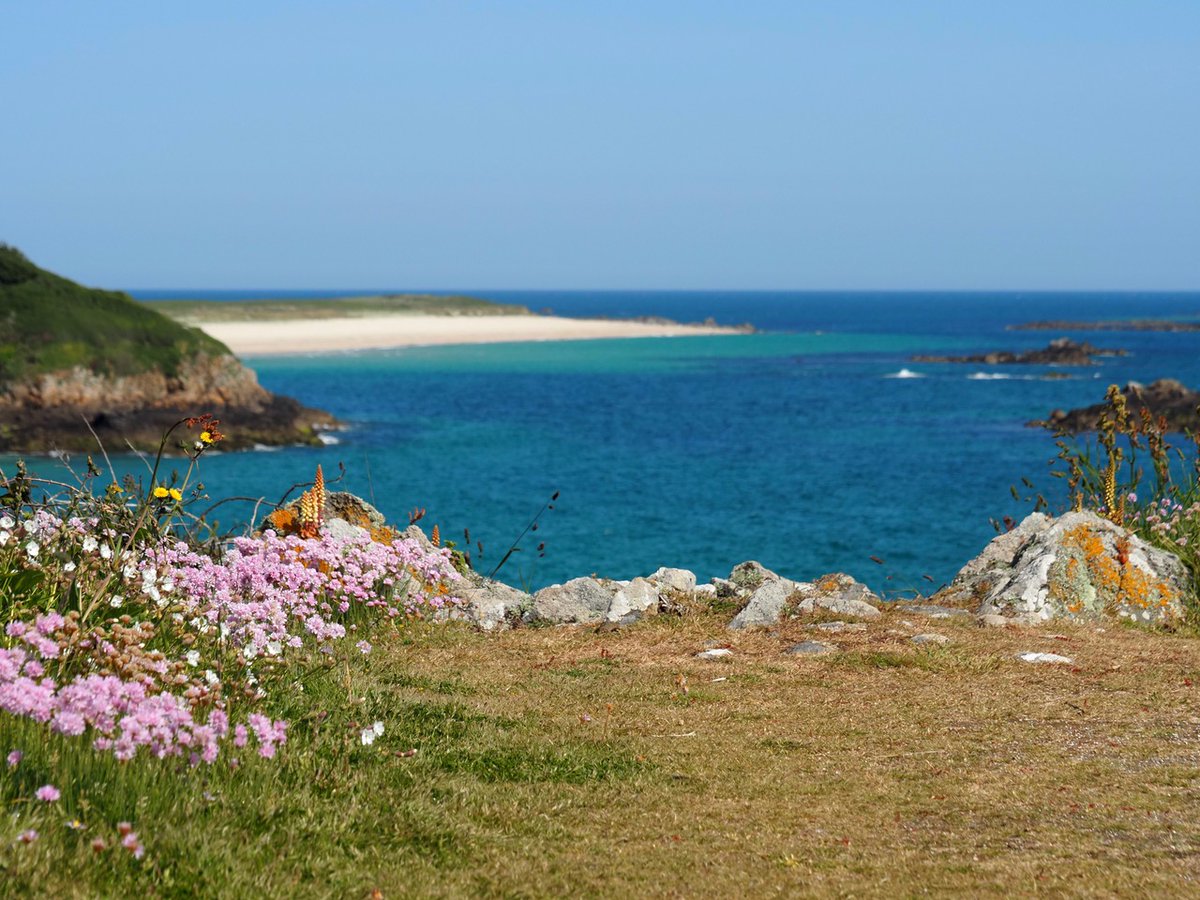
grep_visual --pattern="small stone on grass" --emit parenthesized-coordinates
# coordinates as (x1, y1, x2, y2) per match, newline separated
(911, 633, 950, 646)
(1017, 652, 1074, 665)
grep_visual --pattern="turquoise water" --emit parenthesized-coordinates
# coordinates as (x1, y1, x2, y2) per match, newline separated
(10, 291, 1200, 593)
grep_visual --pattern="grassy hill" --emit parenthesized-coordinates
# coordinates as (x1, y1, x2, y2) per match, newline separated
(0, 245, 230, 383)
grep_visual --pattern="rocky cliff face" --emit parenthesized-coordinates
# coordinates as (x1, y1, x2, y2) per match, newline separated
(0, 354, 337, 453)
(1, 354, 270, 411)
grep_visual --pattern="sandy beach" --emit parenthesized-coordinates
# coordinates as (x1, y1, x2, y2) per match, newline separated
(194, 313, 742, 355)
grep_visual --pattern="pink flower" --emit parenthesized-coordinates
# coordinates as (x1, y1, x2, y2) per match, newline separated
(6, 750, 21, 767)
(18, 829, 38, 844)
(356, 640, 372, 655)
(35, 784, 60, 803)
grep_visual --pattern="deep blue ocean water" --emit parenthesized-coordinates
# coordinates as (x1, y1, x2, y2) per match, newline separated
(13, 291, 1200, 594)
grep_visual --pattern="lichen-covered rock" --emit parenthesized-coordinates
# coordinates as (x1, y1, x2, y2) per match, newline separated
(792, 573, 882, 620)
(939, 511, 1190, 624)
(729, 560, 779, 591)
(531, 577, 615, 625)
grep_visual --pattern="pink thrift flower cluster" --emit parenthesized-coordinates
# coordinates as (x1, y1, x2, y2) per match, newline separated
(2, 514, 459, 767)
(147, 529, 458, 662)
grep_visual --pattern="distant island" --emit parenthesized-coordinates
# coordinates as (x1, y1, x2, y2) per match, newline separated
(1011, 318, 1200, 332)
(912, 337, 1126, 366)
(0, 245, 336, 453)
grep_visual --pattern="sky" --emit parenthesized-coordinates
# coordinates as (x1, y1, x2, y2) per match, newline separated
(2, 1, 1198, 291)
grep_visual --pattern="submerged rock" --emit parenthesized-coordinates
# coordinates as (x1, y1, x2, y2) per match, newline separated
(938, 511, 1190, 624)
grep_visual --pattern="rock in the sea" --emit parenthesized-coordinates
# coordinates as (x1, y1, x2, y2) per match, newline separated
(1035, 379, 1200, 434)
(785, 640, 836, 655)
(531, 577, 616, 625)
(938, 511, 1190, 624)
(649, 567, 697, 593)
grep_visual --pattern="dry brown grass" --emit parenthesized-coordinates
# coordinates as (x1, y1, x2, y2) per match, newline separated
(375, 607, 1200, 897)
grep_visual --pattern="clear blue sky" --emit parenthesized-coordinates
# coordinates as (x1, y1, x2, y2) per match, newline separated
(2, 1, 1197, 290)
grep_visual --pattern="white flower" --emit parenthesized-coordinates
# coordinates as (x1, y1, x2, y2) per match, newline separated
(160, 579, 175, 593)
(185, 650, 200, 667)
(243, 645, 257, 661)
(122, 563, 137, 580)
(63, 561, 77, 573)
(0, 530, 10, 547)
(109, 595, 123, 608)
(99, 544, 112, 560)
(25, 541, 39, 558)
(360, 721, 385, 746)
(0, 515, 13, 530)
(81, 536, 98, 553)
(140, 567, 156, 584)
(204, 669, 218, 685)
(266, 641, 282, 656)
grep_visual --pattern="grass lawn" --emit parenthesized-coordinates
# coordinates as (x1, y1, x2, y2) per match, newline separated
(4, 606, 1200, 898)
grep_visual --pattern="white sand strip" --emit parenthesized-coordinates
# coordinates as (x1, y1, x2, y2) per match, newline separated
(194, 314, 740, 356)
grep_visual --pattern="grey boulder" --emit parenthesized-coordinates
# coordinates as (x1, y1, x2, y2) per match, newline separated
(939, 511, 1190, 624)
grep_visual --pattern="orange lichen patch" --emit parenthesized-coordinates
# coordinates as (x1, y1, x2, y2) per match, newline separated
(369, 525, 398, 544)
(817, 576, 841, 593)
(1061, 524, 1179, 619)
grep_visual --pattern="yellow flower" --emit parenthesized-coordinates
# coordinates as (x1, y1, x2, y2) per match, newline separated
(153, 486, 169, 499)
(169, 489, 183, 502)
(106, 484, 124, 496)
(200, 431, 213, 444)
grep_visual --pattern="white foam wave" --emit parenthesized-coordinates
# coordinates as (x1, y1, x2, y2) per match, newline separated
(885, 368, 925, 379)
(967, 372, 1013, 380)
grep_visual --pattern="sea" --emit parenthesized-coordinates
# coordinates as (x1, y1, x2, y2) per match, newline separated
(13, 291, 1200, 595)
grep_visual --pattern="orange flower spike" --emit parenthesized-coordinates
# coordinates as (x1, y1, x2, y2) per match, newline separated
(431, 524, 440, 547)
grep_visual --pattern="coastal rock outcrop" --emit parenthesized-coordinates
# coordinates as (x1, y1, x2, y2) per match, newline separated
(935, 511, 1190, 624)
(1035, 379, 1200, 434)
(912, 338, 1125, 367)
(723, 563, 881, 630)
(0, 245, 336, 452)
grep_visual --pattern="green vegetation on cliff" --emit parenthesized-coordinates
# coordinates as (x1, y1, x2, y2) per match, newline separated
(0, 245, 230, 382)
(144, 293, 532, 324)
